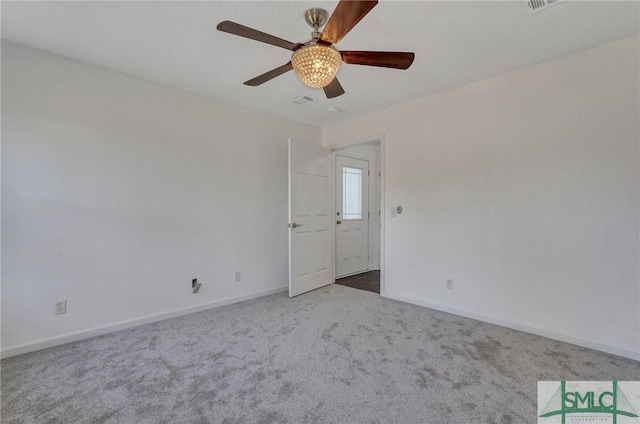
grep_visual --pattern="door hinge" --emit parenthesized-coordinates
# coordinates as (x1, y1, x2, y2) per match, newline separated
(379, 171, 381, 177)
(368, 170, 370, 176)
(368, 212, 370, 218)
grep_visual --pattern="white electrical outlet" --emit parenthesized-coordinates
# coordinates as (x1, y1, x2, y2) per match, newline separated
(234, 272, 241, 282)
(446, 279, 454, 290)
(55, 299, 67, 315)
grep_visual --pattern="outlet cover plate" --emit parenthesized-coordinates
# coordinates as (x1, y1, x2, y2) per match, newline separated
(55, 299, 67, 315)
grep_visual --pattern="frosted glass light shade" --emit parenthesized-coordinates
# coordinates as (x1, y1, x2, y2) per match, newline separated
(291, 45, 342, 89)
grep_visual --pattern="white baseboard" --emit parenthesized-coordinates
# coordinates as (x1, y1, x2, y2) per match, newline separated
(383, 292, 640, 362)
(1, 286, 287, 359)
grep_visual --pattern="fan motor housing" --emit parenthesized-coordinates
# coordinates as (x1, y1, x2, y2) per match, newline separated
(304, 8, 328, 28)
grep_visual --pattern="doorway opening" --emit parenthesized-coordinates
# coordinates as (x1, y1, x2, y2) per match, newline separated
(333, 141, 382, 294)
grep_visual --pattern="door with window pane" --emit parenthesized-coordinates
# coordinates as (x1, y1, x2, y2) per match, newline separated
(335, 156, 369, 278)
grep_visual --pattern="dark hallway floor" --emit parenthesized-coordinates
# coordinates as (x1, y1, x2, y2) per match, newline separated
(335, 270, 380, 294)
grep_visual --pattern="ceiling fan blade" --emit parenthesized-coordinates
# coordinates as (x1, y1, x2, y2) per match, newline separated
(319, 1, 378, 45)
(323, 78, 345, 99)
(341, 51, 415, 69)
(244, 62, 293, 86)
(217, 21, 302, 51)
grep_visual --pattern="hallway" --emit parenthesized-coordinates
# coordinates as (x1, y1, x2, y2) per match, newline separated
(335, 270, 380, 294)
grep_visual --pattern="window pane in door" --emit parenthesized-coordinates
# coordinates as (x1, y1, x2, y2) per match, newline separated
(343, 166, 362, 220)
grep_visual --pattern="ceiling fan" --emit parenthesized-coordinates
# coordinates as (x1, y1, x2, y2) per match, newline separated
(217, 0, 415, 99)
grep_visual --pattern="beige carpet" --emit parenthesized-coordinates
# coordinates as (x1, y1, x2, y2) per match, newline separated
(2, 284, 638, 423)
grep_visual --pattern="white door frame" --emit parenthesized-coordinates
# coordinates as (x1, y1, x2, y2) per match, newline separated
(330, 136, 386, 295)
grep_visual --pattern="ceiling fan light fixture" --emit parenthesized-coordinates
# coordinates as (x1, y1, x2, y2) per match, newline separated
(291, 45, 342, 89)
(218, 1, 414, 98)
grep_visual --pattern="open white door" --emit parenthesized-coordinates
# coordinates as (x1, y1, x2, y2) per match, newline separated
(288, 139, 335, 297)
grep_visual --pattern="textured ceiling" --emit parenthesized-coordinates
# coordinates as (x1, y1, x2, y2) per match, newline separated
(2, 1, 639, 126)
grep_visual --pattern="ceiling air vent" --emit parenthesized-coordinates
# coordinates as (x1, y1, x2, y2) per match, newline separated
(525, 0, 564, 14)
(292, 95, 317, 105)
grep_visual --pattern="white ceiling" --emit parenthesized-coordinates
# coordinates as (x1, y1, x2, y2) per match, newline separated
(2, 1, 638, 126)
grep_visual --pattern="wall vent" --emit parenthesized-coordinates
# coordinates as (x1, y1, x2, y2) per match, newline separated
(292, 95, 317, 105)
(525, 0, 564, 14)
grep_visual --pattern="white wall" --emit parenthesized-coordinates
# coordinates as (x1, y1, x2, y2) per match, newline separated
(323, 36, 640, 360)
(1, 41, 321, 355)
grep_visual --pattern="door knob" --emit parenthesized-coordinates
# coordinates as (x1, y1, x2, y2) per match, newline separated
(336, 220, 342, 225)
(290, 223, 303, 228)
